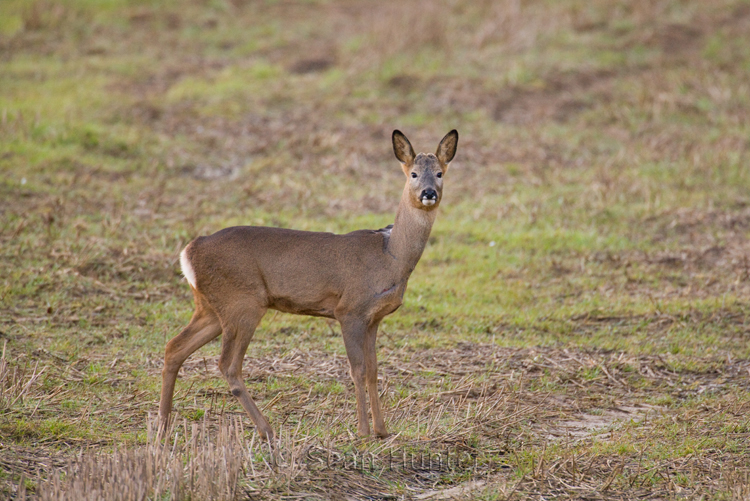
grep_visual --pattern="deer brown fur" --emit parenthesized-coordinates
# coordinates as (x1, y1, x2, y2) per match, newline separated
(159, 130, 459, 440)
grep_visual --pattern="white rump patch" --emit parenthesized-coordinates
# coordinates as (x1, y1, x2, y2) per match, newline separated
(180, 246, 197, 288)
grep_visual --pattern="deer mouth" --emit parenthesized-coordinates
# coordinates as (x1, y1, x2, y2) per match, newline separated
(420, 197, 436, 206)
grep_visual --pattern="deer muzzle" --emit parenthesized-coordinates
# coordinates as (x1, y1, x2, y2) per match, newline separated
(420, 189, 437, 206)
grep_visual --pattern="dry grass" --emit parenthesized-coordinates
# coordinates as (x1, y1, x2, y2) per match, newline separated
(29, 397, 524, 499)
(0, 342, 46, 413)
(3, 0, 750, 498)
(35, 416, 242, 501)
(16, 343, 750, 499)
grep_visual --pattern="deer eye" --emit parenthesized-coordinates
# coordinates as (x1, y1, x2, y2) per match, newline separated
(411, 172, 417, 178)
(436, 172, 443, 178)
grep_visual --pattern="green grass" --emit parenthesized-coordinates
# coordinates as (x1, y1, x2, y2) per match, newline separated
(3, 0, 750, 498)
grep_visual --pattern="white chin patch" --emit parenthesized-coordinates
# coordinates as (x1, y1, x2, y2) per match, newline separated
(421, 198, 436, 206)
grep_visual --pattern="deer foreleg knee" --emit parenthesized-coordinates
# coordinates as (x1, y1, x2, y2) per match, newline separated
(349, 364, 365, 382)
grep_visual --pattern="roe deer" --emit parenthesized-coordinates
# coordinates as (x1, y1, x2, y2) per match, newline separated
(159, 129, 459, 440)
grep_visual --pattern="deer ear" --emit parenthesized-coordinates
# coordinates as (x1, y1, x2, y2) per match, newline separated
(392, 130, 415, 165)
(436, 129, 458, 165)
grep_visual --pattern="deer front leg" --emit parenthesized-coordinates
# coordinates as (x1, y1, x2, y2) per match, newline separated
(365, 322, 388, 438)
(339, 316, 370, 436)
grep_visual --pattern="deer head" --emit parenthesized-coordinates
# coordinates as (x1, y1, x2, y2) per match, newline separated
(392, 129, 458, 210)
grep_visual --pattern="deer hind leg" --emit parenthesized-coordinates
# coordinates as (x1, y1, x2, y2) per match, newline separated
(365, 322, 388, 438)
(217, 303, 274, 441)
(339, 316, 370, 436)
(159, 299, 222, 427)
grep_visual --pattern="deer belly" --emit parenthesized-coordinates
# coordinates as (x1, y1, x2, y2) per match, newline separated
(268, 294, 338, 319)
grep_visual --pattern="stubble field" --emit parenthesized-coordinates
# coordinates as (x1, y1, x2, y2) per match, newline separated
(2, 0, 750, 499)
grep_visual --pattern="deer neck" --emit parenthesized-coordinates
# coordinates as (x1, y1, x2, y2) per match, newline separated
(386, 185, 437, 280)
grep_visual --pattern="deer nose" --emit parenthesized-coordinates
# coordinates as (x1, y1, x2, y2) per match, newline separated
(420, 189, 437, 206)
(421, 189, 437, 200)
